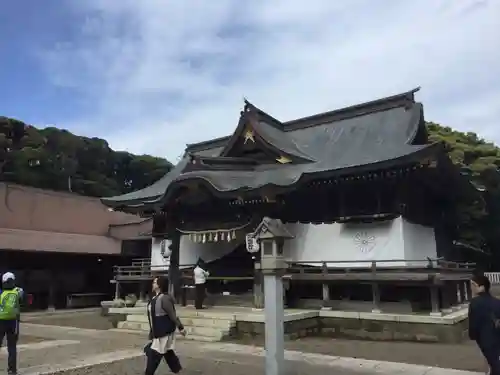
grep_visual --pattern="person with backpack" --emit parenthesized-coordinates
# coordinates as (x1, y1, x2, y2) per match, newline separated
(469, 273, 500, 375)
(0, 272, 22, 375)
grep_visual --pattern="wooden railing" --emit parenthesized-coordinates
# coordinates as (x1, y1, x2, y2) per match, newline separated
(486, 272, 500, 285)
(286, 258, 475, 273)
(114, 257, 475, 283)
(113, 261, 254, 283)
(283, 259, 475, 282)
(130, 258, 152, 267)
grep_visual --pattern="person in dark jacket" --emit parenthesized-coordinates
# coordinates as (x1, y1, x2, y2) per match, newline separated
(144, 276, 186, 375)
(469, 273, 500, 375)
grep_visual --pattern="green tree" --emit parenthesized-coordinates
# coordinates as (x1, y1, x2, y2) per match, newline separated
(0, 117, 173, 197)
(427, 122, 500, 259)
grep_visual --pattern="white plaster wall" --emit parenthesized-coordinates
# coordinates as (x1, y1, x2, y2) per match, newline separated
(284, 217, 406, 268)
(402, 219, 437, 266)
(149, 218, 437, 271)
(150, 236, 243, 271)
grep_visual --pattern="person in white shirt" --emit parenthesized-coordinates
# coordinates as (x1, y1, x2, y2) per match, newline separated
(193, 259, 209, 310)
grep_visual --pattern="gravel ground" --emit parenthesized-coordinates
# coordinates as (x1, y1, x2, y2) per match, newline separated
(48, 350, 390, 375)
(15, 310, 488, 373)
(21, 336, 47, 345)
(234, 336, 485, 372)
(0, 324, 145, 371)
(23, 312, 114, 330)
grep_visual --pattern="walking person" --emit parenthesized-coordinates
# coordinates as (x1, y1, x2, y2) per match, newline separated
(193, 259, 209, 310)
(144, 276, 186, 375)
(468, 273, 500, 375)
(0, 272, 23, 375)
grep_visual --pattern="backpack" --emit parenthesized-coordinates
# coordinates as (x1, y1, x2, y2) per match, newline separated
(0, 290, 20, 320)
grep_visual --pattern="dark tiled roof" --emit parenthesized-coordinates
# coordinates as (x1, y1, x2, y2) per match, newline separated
(101, 88, 442, 212)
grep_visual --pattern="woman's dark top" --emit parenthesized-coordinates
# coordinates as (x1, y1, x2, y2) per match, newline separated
(147, 293, 184, 339)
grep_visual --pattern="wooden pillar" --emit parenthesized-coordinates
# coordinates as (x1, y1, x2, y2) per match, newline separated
(370, 262, 381, 313)
(440, 282, 454, 314)
(139, 263, 148, 302)
(47, 272, 56, 311)
(253, 263, 264, 309)
(450, 281, 461, 311)
(283, 276, 290, 308)
(429, 285, 442, 316)
(371, 283, 381, 313)
(114, 281, 120, 300)
(139, 281, 147, 301)
(168, 230, 181, 301)
(465, 280, 472, 302)
(458, 281, 466, 305)
(321, 262, 331, 310)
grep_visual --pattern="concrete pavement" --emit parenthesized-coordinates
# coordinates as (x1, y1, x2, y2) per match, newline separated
(0, 323, 485, 375)
(16, 341, 484, 375)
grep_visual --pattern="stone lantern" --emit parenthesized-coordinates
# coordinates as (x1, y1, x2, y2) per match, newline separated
(247, 217, 293, 375)
(250, 217, 292, 273)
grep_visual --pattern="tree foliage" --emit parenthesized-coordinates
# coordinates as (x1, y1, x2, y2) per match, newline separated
(427, 122, 500, 256)
(0, 117, 173, 197)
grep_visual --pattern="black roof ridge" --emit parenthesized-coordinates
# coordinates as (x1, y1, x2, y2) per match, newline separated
(284, 87, 419, 130)
(186, 87, 420, 153)
(185, 134, 230, 151)
(245, 99, 283, 129)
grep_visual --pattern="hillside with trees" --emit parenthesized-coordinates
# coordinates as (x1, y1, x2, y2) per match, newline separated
(0, 116, 173, 197)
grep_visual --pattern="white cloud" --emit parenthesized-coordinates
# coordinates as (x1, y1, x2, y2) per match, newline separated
(40, 0, 500, 160)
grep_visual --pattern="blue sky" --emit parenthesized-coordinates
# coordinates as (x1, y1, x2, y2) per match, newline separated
(0, 0, 499, 161)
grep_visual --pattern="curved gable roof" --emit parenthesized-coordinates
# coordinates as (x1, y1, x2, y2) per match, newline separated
(101, 88, 442, 213)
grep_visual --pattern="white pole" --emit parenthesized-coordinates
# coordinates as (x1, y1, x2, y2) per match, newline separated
(263, 271, 285, 375)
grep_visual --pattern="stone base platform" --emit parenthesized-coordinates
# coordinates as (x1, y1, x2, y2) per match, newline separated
(106, 304, 469, 344)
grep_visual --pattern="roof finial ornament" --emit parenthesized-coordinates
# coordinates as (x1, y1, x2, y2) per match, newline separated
(243, 97, 254, 113)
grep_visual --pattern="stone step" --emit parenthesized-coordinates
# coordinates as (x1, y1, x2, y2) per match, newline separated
(118, 321, 149, 331)
(181, 317, 234, 330)
(176, 309, 237, 320)
(110, 328, 220, 342)
(109, 306, 146, 315)
(117, 320, 232, 340)
(125, 314, 149, 323)
(179, 334, 221, 342)
(184, 325, 229, 339)
(126, 314, 234, 330)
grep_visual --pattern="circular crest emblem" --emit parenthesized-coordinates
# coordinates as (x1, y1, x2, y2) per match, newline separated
(353, 231, 376, 254)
